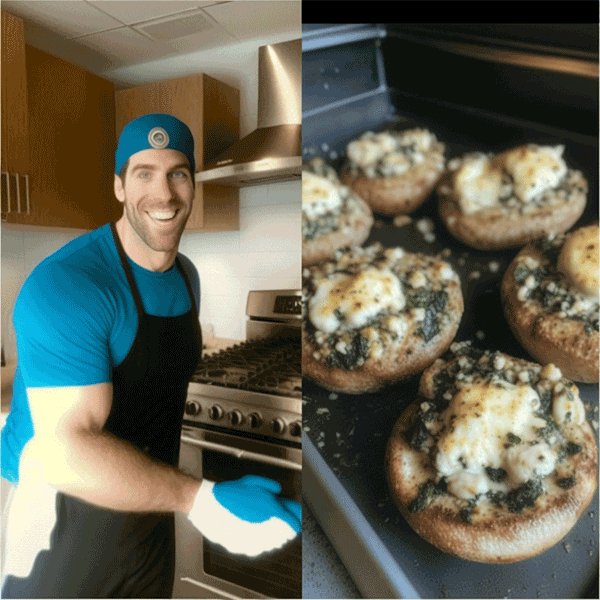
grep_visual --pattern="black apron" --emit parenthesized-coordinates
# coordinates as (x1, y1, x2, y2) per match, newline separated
(2, 223, 202, 599)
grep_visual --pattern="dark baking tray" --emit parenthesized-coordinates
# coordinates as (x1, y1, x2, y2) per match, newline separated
(302, 25, 598, 599)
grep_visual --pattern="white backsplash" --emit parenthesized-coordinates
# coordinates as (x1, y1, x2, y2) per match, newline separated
(1, 179, 300, 360)
(179, 179, 301, 341)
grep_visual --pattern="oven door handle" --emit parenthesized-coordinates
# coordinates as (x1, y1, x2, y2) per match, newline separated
(180, 433, 302, 472)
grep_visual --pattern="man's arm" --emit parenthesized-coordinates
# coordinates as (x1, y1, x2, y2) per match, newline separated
(21, 382, 301, 557)
(20, 382, 200, 514)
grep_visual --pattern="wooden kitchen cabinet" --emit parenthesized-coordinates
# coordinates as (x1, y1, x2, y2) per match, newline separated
(115, 74, 240, 231)
(1, 19, 121, 230)
(8, 45, 121, 228)
(1, 11, 29, 219)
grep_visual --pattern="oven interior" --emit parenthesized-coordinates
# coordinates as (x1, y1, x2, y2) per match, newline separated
(302, 23, 598, 599)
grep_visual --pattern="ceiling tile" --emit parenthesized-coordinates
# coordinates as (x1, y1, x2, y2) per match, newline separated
(21, 17, 117, 73)
(1, 0, 123, 39)
(88, 1, 217, 26)
(203, 0, 300, 41)
(73, 26, 179, 69)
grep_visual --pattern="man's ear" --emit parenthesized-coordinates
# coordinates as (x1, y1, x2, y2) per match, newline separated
(114, 175, 125, 203)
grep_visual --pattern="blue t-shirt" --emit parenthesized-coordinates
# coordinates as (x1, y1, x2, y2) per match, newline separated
(1, 223, 200, 484)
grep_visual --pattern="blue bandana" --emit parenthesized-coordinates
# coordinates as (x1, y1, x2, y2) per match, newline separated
(115, 113, 195, 175)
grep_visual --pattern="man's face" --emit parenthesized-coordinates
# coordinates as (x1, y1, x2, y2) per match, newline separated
(114, 149, 194, 256)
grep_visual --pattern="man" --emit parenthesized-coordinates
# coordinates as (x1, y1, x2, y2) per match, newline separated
(0, 114, 301, 598)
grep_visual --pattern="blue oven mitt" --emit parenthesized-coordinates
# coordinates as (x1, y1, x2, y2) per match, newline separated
(188, 475, 301, 557)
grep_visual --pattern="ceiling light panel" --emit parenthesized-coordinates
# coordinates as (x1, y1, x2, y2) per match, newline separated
(137, 11, 214, 41)
(131, 7, 236, 52)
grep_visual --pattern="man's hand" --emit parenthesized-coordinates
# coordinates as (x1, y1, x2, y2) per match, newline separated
(188, 475, 301, 557)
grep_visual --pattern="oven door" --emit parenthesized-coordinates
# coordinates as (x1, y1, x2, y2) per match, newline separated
(173, 424, 302, 600)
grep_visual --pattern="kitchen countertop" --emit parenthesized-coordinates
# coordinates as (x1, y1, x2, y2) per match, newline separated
(303, 497, 362, 599)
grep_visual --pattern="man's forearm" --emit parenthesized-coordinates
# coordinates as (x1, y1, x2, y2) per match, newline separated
(20, 429, 200, 514)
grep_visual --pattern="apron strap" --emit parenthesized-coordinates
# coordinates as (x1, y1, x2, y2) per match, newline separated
(110, 222, 145, 317)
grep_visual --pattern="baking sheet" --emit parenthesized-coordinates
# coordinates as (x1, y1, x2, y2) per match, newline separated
(301, 83, 599, 597)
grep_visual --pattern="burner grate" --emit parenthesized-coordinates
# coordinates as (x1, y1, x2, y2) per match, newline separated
(192, 337, 302, 397)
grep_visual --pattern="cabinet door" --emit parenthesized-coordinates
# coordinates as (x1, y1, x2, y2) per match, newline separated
(7, 46, 121, 229)
(1, 11, 29, 219)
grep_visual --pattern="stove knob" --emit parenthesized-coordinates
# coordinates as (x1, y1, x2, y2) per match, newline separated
(290, 421, 302, 437)
(208, 405, 224, 421)
(272, 418, 286, 435)
(185, 401, 201, 416)
(229, 410, 244, 426)
(248, 413, 262, 428)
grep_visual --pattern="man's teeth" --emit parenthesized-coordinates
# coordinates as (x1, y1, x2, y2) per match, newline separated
(149, 211, 177, 221)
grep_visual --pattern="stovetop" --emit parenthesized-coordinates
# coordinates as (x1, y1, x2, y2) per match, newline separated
(192, 337, 302, 399)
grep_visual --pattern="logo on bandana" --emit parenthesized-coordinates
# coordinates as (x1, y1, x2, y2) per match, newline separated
(148, 127, 170, 149)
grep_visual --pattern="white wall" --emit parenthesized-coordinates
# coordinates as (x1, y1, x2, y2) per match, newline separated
(1, 225, 88, 361)
(180, 179, 300, 341)
(1, 29, 301, 359)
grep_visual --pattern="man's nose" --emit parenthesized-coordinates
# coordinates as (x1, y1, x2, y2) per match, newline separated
(152, 175, 174, 199)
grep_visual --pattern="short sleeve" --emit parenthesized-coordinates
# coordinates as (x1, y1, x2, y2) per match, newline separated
(13, 263, 113, 388)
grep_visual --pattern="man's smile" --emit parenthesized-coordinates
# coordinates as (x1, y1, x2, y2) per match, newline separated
(146, 208, 180, 224)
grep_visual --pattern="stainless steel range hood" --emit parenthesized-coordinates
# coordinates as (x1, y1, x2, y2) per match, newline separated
(196, 39, 301, 187)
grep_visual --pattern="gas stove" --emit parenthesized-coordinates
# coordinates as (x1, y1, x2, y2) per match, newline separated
(184, 290, 302, 445)
(191, 337, 302, 398)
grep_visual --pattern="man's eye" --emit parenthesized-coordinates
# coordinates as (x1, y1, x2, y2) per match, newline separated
(171, 171, 188, 179)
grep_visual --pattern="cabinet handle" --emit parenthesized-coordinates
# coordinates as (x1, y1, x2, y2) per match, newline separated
(0, 172, 5, 220)
(24, 173, 30, 214)
(15, 173, 21, 213)
(1, 172, 31, 216)
(2, 171, 10, 213)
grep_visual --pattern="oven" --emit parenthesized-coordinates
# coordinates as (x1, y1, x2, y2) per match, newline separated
(302, 23, 598, 600)
(173, 290, 302, 600)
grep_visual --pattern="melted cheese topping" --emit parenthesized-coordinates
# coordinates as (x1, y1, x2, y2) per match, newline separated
(346, 133, 396, 168)
(497, 144, 567, 203)
(557, 224, 599, 299)
(379, 152, 411, 175)
(453, 154, 502, 214)
(302, 171, 342, 220)
(308, 267, 404, 334)
(505, 442, 557, 485)
(435, 381, 550, 497)
(553, 388, 585, 426)
(346, 129, 436, 174)
(401, 129, 434, 152)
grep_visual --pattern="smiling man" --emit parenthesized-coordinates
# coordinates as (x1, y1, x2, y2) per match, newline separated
(0, 114, 301, 599)
(114, 115, 196, 271)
